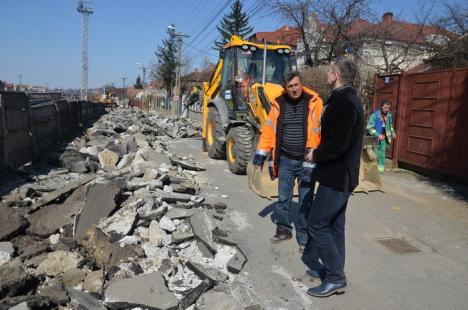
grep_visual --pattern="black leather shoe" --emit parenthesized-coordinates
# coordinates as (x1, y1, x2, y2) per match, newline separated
(307, 281, 346, 297)
(271, 226, 292, 242)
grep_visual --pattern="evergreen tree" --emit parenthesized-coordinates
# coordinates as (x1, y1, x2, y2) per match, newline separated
(134, 75, 144, 89)
(155, 25, 178, 94)
(214, 0, 253, 49)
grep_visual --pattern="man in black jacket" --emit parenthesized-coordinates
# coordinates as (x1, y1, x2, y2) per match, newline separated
(303, 58, 364, 297)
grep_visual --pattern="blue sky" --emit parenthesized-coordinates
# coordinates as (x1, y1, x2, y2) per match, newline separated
(0, 0, 429, 89)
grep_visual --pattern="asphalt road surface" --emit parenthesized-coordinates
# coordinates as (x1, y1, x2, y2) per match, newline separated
(169, 137, 468, 310)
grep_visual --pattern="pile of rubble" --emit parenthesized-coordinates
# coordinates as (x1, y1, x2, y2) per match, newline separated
(0, 108, 249, 309)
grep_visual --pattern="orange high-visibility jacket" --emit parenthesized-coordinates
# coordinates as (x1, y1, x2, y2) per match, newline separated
(256, 87, 323, 178)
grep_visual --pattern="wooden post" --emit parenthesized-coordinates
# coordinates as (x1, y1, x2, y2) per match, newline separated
(393, 72, 406, 169)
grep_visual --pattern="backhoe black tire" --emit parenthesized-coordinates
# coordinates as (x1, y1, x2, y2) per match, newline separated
(206, 107, 226, 159)
(226, 126, 253, 174)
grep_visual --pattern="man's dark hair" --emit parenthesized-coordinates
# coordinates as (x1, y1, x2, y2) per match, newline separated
(380, 98, 391, 106)
(282, 71, 302, 86)
(333, 58, 357, 85)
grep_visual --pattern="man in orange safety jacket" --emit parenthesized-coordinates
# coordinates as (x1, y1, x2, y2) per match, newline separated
(253, 71, 323, 251)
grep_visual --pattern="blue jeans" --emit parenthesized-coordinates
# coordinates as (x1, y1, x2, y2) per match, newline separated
(305, 185, 350, 283)
(275, 156, 314, 246)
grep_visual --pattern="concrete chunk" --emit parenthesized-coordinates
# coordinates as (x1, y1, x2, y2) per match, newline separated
(33, 174, 95, 210)
(148, 220, 166, 247)
(0, 242, 14, 266)
(97, 207, 138, 241)
(104, 272, 179, 310)
(9, 302, 29, 310)
(169, 157, 206, 171)
(74, 181, 120, 240)
(227, 250, 247, 274)
(83, 270, 104, 294)
(186, 261, 228, 284)
(196, 291, 243, 310)
(98, 149, 119, 168)
(67, 288, 107, 310)
(80, 227, 138, 269)
(39, 285, 69, 305)
(179, 279, 211, 310)
(27, 204, 76, 237)
(159, 216, 176, 232)
(36, 250, 83, 276)
(189, 211, 217, 255)
(165, 207, 195, 220)
(0, 207, 27, 241)
(0, 262, 37, 299)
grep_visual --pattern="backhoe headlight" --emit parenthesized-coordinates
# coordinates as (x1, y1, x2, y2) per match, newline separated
(278, 49, 284, 54)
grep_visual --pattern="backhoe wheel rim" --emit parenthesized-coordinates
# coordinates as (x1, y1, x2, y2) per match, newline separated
(227, 138, 237, 163)
(207, 121, 214, 146)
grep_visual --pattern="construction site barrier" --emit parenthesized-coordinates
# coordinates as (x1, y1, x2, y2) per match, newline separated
(0, 91, 105, 171)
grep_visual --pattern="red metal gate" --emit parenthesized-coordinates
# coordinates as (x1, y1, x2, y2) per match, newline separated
(374, 68, 468, 180)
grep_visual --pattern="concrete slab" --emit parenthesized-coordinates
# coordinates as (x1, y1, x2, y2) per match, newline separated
(73, 181, 120, 240)
(104, 272, 179, 310)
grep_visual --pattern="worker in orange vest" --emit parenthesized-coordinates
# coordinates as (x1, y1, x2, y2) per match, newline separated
(253, 71, 323, 252)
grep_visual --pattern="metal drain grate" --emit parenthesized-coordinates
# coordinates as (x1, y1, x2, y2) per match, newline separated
(375, 237, 421, 255)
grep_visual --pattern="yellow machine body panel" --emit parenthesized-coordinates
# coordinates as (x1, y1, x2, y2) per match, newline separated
(200, 35, 382, 198)
(247, 82, 283, 127)
(224, 35, 292, 51)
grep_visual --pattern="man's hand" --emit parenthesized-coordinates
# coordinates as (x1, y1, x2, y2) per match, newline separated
(392, 133, 396, 139)
(255, 165, 262, 171)
(378, 134, 386, 141)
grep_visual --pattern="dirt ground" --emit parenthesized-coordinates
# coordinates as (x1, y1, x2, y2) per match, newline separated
(169, 137, 468, 310)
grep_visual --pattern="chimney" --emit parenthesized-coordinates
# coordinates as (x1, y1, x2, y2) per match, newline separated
(382, 12, 394, 23)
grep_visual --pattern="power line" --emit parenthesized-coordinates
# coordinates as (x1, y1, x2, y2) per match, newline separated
(188, 0, 233, 46)
(180, 0, 208, 30)
(185, 1, 227, 42)
(184, 42, 219, 57)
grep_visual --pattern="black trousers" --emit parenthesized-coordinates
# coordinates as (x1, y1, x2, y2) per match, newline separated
(305, 184, 350, 283)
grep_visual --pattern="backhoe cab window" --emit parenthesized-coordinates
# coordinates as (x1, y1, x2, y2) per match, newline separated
(237, 47, 291, 84)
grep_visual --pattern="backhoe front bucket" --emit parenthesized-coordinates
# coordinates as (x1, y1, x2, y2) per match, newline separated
(247, 161, 278, 199)
(247, 161, 300, 199)
(355, 136, 383, 193)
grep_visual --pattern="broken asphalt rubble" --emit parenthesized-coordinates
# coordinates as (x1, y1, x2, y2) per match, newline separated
(0, 107, 249, 309)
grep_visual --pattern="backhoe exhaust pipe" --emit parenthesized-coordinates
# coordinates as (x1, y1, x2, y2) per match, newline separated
(262, 39, 267, 85)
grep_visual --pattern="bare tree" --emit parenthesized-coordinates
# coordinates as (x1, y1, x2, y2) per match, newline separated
(315, 0, 372, 62)
(271, 0, 314, 66)
(427, 0, 468, 69)
(357, 12, 431, 73)
(435, 0, 467, 35)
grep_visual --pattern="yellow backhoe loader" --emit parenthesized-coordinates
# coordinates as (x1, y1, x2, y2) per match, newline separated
(201, 35, 381, 198)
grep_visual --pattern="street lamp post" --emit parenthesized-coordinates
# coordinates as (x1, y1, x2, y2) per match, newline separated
(167, 25, 189, 115)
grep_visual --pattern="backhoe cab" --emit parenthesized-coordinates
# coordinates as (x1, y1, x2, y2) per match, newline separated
(201, 35, 292, 175)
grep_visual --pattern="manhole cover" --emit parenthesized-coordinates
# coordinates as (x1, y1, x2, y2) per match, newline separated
(375, 237, 421, 254)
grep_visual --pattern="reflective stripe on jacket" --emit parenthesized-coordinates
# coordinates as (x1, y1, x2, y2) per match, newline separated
(367, 109, 395, 144)
(256, 87, 323, 178)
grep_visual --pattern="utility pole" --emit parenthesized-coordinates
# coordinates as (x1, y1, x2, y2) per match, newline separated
(136, 63, 150, 87)
(120, 76, 127, 97)
(167, 25, 189, 115)
(77, 1, 93, 100)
